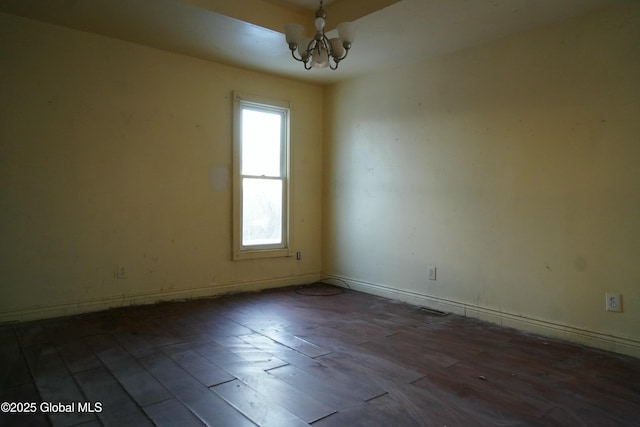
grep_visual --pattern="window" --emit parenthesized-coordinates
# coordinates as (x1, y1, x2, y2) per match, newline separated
(233, 92, 291, 260)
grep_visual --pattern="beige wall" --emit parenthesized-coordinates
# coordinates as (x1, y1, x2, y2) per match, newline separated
(0, 12, 323, 321)
(323, 3, 640, 356)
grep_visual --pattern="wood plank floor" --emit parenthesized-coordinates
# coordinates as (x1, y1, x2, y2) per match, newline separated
(1, 284, 639, 426)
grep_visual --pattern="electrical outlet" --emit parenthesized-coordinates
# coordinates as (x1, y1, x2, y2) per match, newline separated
(427, 266, 437, 281)
(115, 266, 127, 279)
(605, 293, 622, 313)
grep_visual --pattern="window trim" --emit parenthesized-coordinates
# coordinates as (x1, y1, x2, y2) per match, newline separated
(232, 91, 293, 261)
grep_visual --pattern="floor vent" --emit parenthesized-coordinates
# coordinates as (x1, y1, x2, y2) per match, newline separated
(418, 307, 449, 316)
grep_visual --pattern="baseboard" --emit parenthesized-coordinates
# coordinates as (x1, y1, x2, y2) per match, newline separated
(0, 273, 321, 324)
(323, 275, 640, 359)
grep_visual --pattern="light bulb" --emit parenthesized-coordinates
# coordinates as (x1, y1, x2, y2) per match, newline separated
(312, 47, 329, 68)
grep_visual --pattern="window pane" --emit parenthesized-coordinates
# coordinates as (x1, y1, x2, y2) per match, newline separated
(242, 108, 281, 177)
(242, 178, 283, 246)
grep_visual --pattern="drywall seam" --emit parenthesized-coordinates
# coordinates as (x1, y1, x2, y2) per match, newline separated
(0, 273, 321, 324)
(324, 275, 640, 358)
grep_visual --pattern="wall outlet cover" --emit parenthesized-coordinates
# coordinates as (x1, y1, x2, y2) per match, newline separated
(116, 266, 127, 279)
(605, 293, 622, 313)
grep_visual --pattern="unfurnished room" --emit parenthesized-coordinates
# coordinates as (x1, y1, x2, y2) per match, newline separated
(0, 0, 639, 426)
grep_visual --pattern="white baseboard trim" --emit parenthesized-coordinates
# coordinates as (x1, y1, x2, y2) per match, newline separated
(0, 273, 321, 324)
(323, 275, 640, 358)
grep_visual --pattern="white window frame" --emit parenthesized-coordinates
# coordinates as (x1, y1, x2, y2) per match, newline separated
(233, 92, 292, 260)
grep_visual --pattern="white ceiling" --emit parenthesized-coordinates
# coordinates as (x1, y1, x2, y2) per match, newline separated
(0, 0, 622, 84)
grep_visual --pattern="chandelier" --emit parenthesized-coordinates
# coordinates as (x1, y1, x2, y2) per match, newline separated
(284, 0, 354, 70)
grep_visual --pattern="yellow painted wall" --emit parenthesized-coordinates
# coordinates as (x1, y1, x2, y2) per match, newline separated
(0, 12, 323, 321)
(1, 3, 639, 357)
(323, 3, 640, 356)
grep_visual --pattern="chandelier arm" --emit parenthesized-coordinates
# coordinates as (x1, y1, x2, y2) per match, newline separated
(289, 41, 313, 66)
(320, 33, 331, 51)
(306, 38, 318, 57)
(318, 32, 350, 63)
(328, 50, 344, 70)
(328, 44, 350, 70)
(289, 48, 305, 63)
(334, 46, 350, 62)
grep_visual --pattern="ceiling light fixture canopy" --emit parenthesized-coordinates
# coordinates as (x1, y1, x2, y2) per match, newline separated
(284, 0, 354, 70)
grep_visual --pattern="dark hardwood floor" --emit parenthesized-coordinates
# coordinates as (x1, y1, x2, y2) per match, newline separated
(1, 284, 639, 426)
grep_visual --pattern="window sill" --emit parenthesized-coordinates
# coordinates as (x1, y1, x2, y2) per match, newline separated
(233, 248, 293, 261)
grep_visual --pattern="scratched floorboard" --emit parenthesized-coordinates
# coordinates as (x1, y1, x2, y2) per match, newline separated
(0, 284, 639, 426)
